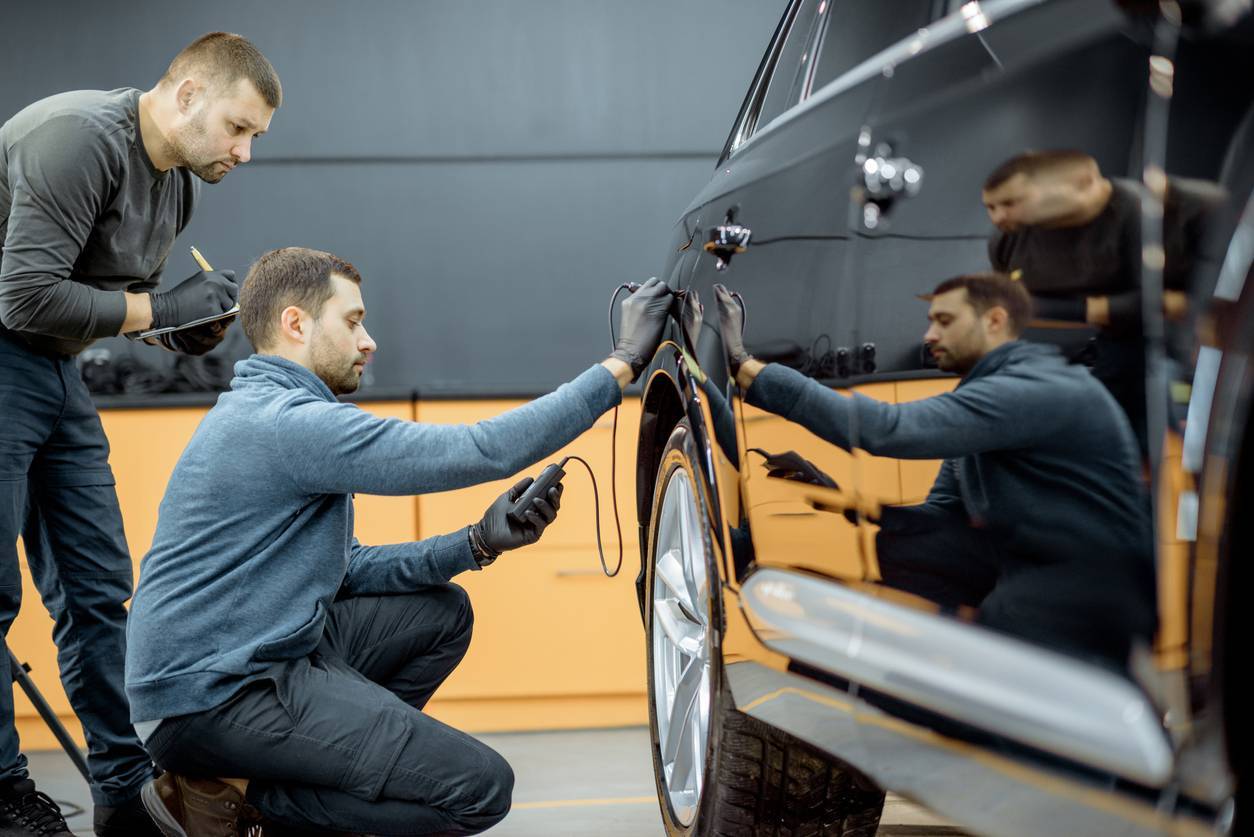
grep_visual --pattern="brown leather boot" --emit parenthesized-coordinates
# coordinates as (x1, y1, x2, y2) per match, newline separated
(140, 773, 257, 837)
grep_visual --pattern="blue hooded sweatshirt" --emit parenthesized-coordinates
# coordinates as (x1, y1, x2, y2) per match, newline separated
(746, 341, 1153, 573)
(125, 355, 620, 723)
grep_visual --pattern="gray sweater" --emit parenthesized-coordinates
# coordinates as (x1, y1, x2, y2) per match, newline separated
(125, 355, 621, 722)
(746, 341, 1152, 568)
(0, 88, 197, 355)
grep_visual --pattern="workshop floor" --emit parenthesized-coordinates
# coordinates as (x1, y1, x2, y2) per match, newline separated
(29, 727, 967, 835)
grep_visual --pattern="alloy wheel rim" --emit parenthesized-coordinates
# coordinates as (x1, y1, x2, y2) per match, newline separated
(652, 466, 712, 826)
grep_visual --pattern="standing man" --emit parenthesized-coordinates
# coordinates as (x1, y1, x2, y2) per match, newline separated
(0, 33, 280, 836)
(715, 274, 1156, 669)
(981, 150, 1221, 453)
(125, 250, 672, 835)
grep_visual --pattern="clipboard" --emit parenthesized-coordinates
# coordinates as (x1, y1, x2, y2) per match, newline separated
(138, 304, 240, 338)
(139, 245, 237, 338)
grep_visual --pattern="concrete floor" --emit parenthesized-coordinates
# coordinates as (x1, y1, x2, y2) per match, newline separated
(27, 727, 967, 835)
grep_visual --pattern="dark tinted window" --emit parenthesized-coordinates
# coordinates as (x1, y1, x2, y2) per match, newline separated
(810, 0, 932, 92)
(755, 0, 827, 132)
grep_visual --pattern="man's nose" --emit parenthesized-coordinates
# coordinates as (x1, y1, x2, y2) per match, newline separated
(923, 324, 939, 344)
(232, 138, 252, 164)
(360, 328, 377, 354)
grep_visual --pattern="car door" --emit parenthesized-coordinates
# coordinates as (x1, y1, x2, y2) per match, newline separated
(681, 0, 937, 590)
(836, 0, 1183, 817)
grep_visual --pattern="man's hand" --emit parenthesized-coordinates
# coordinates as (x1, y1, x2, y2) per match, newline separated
(751, 448, 839, 489)
(713, 283, 765, 388)
(470, 477, 563, 564)
(610, 277, 673, 381)
(156, 316, 235, 355)
(713, 283, 750, 369)
(148, 270, 238, 331)
(842, 493, 882, 524)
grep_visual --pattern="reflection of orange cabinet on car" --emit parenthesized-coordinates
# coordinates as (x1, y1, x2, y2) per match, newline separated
(738, 382, 904, 581)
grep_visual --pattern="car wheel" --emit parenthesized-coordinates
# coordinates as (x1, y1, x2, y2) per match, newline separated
(645, 419, 886, 836)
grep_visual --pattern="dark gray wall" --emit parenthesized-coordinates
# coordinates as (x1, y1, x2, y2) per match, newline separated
(1, 0, 786, 396)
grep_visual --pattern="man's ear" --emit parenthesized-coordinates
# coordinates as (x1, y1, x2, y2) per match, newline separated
(985, 305, 1010, 336)
(174, 78, 200, 114)
(278, 305, 308, 344)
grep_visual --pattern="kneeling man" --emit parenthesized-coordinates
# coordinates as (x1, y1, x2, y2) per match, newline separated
(125, 247, 671, 835)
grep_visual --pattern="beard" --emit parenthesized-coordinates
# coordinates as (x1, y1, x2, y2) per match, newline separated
(932, 343, 979, 375)
(167, 109, 231, 184)
(310, 335, 364, 395)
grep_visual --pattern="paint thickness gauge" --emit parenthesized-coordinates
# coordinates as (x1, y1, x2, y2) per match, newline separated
(508, 458, 568, 524)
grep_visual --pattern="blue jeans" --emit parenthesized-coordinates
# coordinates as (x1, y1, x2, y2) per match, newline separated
(0, 327, 155, 806)
(144, 586, 512, 836)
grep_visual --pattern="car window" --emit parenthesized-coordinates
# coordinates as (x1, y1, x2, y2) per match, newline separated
(754, 0, 828, 133)
(809, 0, 933, 94)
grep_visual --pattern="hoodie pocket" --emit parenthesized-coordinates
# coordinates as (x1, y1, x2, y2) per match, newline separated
(254, 601, 327, 662)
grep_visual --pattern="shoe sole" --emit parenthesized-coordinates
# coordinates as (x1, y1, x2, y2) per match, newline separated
(139, 782, 188, 837)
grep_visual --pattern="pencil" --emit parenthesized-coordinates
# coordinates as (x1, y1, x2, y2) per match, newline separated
(189, 246, 214, 272)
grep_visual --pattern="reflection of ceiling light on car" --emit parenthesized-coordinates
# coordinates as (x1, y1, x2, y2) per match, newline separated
(817, 0, 827, 14)
(757, 580, 797, 603)
(961, 1, 989, 33)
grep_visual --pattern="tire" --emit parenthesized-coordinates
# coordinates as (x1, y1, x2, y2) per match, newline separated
(644, 419, 886, 837)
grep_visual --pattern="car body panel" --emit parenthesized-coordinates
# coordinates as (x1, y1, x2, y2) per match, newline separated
(636, 0, 1250, 833)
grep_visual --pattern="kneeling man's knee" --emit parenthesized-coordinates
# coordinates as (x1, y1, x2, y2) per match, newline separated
(452, 747, 514, 832)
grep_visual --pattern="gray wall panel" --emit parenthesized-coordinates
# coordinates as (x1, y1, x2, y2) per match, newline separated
(1, 1, 788, 395)
(174, 156, 717, 393)
(1, 1, 781, 157)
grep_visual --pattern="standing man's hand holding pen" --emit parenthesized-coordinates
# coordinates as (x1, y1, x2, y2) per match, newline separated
(136, 247, 240, 354)
(146, 268, 239, 332)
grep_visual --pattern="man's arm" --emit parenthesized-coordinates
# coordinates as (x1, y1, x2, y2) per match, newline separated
(0, 116, 154, 337)
(342, 534, 478, 595)
(742, 361, 1067, 461)
(275, 364, 623, 496)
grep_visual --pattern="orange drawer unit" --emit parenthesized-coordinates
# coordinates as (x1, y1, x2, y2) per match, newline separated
(415, 399, 647, 732)
(9, 398, 645, 748)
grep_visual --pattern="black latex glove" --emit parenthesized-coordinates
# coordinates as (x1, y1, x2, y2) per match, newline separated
(713, 283, 750, 374)
(611, 277, 673, 380)
(750, 448, 839, 489)
(473, 476, 564, 559)
(680, 288, 704, 349)
(157, 315, 235, 356)
(149, 270, 238, 331)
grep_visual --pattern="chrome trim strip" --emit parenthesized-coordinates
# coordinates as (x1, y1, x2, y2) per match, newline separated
(740, 568, 1173, 786)
(1183, 346, 1222, 474)
(730, 0, 1046, 158)
(1214, 192, 1254, 301)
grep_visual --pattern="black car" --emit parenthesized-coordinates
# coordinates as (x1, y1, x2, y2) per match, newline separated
(633, 1, 1253, 834)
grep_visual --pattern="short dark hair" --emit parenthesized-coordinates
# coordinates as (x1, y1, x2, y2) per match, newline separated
(927, 272, 1033, 336)
(162, 32, 282, 108)
(982, 149, 1094, 192)
(240, 248, 362, 350)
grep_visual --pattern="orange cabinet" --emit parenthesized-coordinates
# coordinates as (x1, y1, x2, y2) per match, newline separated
(414, 399, 647, 731)
(11, 399, 643, 749)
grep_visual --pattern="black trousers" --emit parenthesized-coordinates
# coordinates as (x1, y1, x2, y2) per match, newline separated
(0, 328, 154, 806)
(144, 585, 513, 836)
(877, 519, 1154, 669)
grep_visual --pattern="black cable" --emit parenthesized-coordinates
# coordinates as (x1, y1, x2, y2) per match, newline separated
(564, 452, 624, 577)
